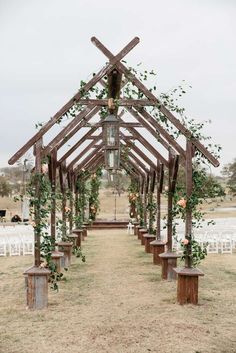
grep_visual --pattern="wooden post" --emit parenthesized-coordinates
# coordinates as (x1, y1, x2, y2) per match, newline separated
(185, 139, 193, 268)
(160, 150, 180, 278)
(68, 171, 74, 234)
(34, 138, 42, 267)
(156, 162, 163, 240)
(151, 162, 166, 265)
(167, 149, 174, 251)
(48, 149, 57, 245)
(174, 139, 204, 304)
(148, 170, 156, 234)
(59, 162, 67, 239)
(143, 174, 149, 227)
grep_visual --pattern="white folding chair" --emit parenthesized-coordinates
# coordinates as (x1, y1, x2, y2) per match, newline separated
(0, 238, 7, 256)
(207, 239, 219, 254)
(9, 236, 21, 256)
(221, 238, 233, 254)
(127, 222, 134, 234)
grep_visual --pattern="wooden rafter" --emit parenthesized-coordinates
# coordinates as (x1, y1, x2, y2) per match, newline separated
(74, 143, 104, 173)
(67, 134, 102, 170)
(57, 127, 99, 164)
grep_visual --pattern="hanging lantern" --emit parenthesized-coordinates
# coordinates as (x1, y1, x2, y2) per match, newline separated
(102, 114, 120, 170)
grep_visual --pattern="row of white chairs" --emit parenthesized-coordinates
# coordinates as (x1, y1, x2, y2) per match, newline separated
(0, 234, 34, 256)
(170, 233, 235, 254)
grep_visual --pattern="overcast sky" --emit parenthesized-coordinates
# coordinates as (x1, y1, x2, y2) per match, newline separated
(0, 0, 235, 175)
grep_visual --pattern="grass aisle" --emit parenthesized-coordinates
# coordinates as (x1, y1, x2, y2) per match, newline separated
(0, 229, 236, 353)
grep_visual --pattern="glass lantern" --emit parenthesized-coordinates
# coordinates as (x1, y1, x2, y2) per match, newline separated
(105, 149, 120, 170)
(102, 114, 120, 170)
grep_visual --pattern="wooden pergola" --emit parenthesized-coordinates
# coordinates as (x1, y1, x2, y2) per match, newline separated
(9, 37, 219, 306)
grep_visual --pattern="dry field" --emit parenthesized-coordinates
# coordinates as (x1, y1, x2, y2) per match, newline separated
(0, 190, 235, 221)
(0, 228, 236, 353)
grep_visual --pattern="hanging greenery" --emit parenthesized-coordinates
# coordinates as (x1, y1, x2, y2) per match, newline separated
(27, 168, 63, 291)
(136, 193, 144, 226)
(127, 178, 139, 219)
(89, 167, 102, 221)
(75, 170, 90, 226)
(146, 195, 156, 234)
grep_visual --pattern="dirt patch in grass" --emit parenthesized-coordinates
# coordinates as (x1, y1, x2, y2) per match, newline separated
(0, 229, 236, 353)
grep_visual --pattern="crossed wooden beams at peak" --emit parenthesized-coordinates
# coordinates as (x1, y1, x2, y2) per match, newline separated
(9, 36, 219, 171)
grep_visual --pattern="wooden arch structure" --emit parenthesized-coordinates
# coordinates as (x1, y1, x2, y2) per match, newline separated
(9, 37, 219, 306)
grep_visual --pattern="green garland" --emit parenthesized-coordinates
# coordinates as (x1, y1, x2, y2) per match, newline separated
(89, 167, 102, 221)
(28, 171, 63, 291)
(146, 196, 156, 234)
(127, 178, 139, 219)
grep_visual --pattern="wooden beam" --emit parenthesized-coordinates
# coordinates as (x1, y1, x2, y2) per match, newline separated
(129, 107, 186, 158)
(77, 98, 157, 106)
(120, 160, 140, 179)
(48, 149, 57, 243)
(67, 134, 102, 170)
(56, 107, 101, 151)
(120, 161, 137, 179)
(121, 135, 157, 170)
(34, 138, 42, 267)
(167, 149, 179, 251)
(90, 122, 142, 128)
(87, 154, 104, 171)
(43, 104, 96, 156)
(185, 139, 193, 268)
(74, 143, 104, 172)
(121, 145, 150, 174)
(59, 161, 68, 238)
(126, 107, 169, 150)
(67, 170, 74, 233)
(125, 126, 169, 167)
(156, 161, 163, 239)
(58, 127, 99, 164)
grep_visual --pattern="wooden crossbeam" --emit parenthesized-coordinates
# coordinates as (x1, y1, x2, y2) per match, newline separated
(128, 107, 186, 158)
(120, 159, 142, 179)
(91, 37, 219, 168)
(92, 122, 142, 128)
(48, 149, 57, 241)
(56, 106, 101, 150)
(124, 126, 169, 167)
(74, 143, 103, 173)
(58, 127, 98, 164)
(77, 99, 156, 106)
(85, 152, 103, 171)
(126, 107, 169, 150)
(67, 134, 102, 170)
(167, 149, 179, 251)
(43, 104, 96, 156)
(121, 135, 157, 170)
(120, 160, 138, 179)
(121, 161, 140, 179)
(120, 142, 150, 174)
(150, 169, 156, 193)
(8, 37, 139, 165)
(126, 157, 146, 178)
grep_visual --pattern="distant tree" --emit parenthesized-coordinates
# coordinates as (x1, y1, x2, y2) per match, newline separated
(0, 176, 12, 197)
(222, 159, 236, 194)
(104, 172, 129, 196)
(175, 165, 225, 198)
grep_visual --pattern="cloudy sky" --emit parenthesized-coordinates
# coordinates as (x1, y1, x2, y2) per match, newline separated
(0, 0, 235, 174)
